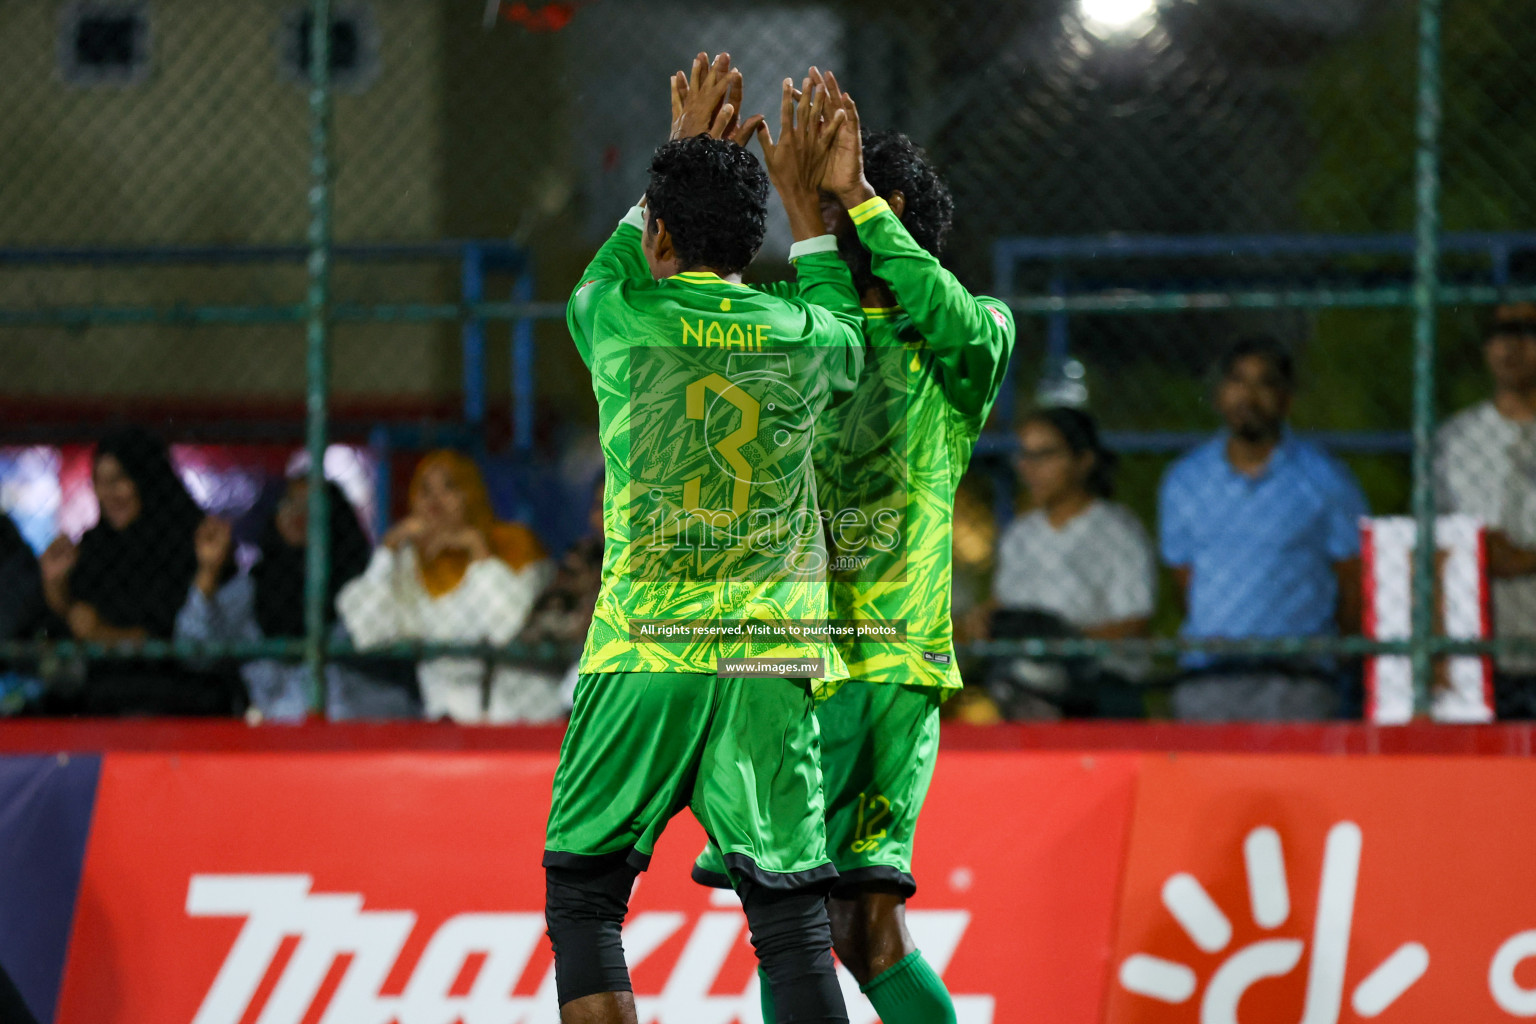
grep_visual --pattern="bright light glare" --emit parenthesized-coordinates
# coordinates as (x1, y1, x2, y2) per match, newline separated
(1080, 0, 1157, 36)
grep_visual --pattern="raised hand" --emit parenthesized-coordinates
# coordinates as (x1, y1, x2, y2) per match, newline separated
(813, 68, 875, 207)
(422, 525, 492, 563)
(39, 535, 78, 586)
(755, 74, 847, 240)
(382, 515, 429, 552)
(669, 52, 765, 145)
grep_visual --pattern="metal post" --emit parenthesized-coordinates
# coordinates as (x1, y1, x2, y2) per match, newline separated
(1409, 0, 1444, 716)
(462, 245, 487, 430)
(512, 270, 536, 452)
(1046, 273, 1070, 364)
(303, 0, 335, 716)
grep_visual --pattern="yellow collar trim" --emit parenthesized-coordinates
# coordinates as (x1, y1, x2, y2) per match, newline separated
(671, 271, 731, 283)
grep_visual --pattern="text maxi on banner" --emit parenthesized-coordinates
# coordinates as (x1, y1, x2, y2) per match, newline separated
(52, 750, 1137, 1024)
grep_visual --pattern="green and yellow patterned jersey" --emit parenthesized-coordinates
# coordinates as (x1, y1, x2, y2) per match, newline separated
(811, 196, 1016, 691)
(570, 206, 865, 684)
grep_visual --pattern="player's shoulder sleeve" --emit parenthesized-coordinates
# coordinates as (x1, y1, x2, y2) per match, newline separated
(789, 234, 862, 319)
(748, 280, 797, 300)
(849, 197, 1015, 422)
(753, 234, 864, 397)
(1432, 404, 1480, 471)
(568, 206, 650, 367)
(801, 298, 865, 398)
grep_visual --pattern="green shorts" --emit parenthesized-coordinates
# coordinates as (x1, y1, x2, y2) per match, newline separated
(694, 679, 942, 897)
(544, 671, 836, 890)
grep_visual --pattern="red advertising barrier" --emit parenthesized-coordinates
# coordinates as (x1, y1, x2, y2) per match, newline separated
(1105, 757, 1536, 1023)
(27, 725, 1536, 1023)
(54, 750, 1136, 1024)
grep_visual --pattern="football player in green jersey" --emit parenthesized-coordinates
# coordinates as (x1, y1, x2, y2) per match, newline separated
(544, 54, 865, 1024)
(696, 71, 1016, 1024)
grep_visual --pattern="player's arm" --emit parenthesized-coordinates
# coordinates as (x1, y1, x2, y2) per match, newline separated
(770, 75, 863, 320)
(818, 72, 1014, 418)
(567, 212, 649, 369)
(754, 75, 863, 388)
(571, 53, 769, 365)
(753, 76, 861, 322)
(677, 65, 859, 315)
(851, 197, 1013, 415)
(746, 256, 862, 394)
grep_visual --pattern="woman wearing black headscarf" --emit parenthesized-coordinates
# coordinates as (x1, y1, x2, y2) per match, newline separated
(175, 475, 419, 721)
(41, 427, 202, 642)
(0, 513, 45, 643)
(39, 427, 239, 714)
(0, 513, 48, 710)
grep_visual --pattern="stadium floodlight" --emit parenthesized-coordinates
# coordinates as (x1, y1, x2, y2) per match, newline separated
(1080, 0, 1158, 38)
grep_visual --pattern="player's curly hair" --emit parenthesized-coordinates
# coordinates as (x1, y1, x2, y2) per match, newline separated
(862, 130, 954, 255)
(645, 135, 769, 275)
(836, 130, 955, 291)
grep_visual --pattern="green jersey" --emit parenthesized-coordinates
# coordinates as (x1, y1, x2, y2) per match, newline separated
(815, 196, 1016, 690)
(569, 207, 865, 684)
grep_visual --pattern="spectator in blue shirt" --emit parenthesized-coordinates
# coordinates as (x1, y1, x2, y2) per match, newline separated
(1159, 335, 1369, 721)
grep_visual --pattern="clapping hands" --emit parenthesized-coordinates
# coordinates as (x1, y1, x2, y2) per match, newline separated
(809, 68, 875, 207)
(741, 64, 875, 243)
(670, 52, 765, 146)
(663, 57, 873, 238)
(40, 535, 78, 587)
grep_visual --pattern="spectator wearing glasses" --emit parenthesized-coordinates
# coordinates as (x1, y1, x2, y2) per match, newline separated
(973, 408, 1155, 717)
(1159, 335, 1369, 721)
(1435, 260, 1536, 717)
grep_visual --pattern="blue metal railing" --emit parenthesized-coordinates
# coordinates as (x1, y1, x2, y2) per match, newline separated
(989, 229, 1536, 438)
(0, 239, 537, 452)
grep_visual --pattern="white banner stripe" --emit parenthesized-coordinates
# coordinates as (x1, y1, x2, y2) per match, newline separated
(1119, 954, 1196, 1003)
(1244, 826, 1291, 929)
(1352, 943, 1430, 1018)
(1163, 873, 1232, 953)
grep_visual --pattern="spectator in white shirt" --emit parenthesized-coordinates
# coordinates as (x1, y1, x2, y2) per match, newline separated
(337, 450, 560, 724)
(974, 407, 1155, 708)
(1435, 278, 1536, 717)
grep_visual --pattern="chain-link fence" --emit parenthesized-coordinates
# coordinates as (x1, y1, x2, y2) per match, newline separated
(1, 0, 1533, 722)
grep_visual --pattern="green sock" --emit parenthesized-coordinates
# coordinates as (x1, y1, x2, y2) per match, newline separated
(861, 950, 957, 1024)
(758, 967, 778, 1024)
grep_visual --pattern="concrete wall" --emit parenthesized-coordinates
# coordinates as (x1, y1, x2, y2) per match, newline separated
(0, 0, 451, 400)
